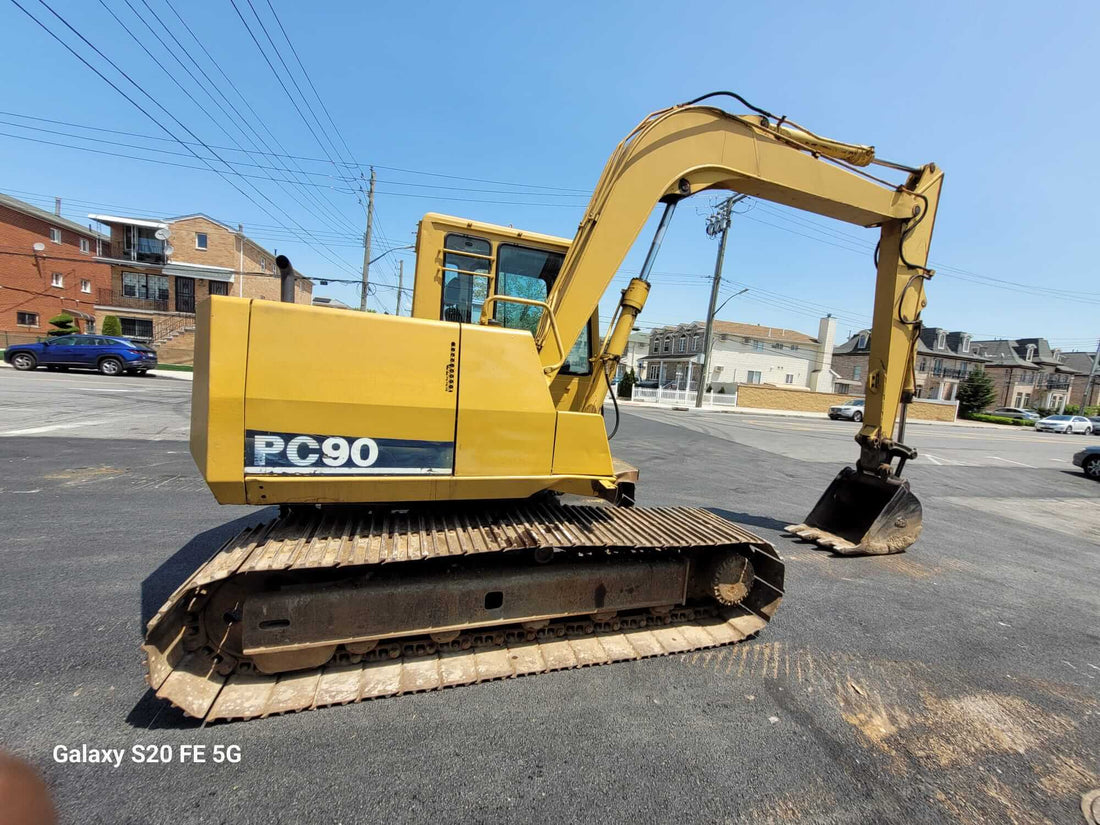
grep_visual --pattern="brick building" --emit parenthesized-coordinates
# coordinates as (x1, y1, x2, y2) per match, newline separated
(1061, 351, 1100, 409)
(833, 327, 990, 400)
(0, 192, 109, 345)
(90, 213, 312, 363)
(969, 338, 1078, 412)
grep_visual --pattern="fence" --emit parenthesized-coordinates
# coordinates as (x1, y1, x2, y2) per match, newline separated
(1, 331, 47, 349)
(629, 386, 737, 407)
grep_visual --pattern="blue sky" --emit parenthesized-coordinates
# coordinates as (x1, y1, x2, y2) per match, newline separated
(3, 0, 1099, 349)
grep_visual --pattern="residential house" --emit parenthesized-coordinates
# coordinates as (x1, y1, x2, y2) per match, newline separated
(0, 192, 109, 343)
(1060, 350, 1100, 409)
(833, 327, 990, 400)
(969, 338, 1077, 411)
(614, 331, 650, 381)
(638, 316, 837, 392)
(90, 213, 313, 362)
(312, 295, 353, 310)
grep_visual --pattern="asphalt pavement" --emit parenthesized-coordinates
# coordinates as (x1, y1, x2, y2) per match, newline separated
(0, 369, 1097, 825)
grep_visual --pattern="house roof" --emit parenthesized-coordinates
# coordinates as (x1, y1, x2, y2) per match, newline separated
(649, 319, 817, 344)
(1061, 351, 1099, 376)
(0, 192, 107, 240)
(971, 338, 1078, 372)
(88, 213, 168, 230)
(835, 327, 991, 363)
(166, 213, 238, 233)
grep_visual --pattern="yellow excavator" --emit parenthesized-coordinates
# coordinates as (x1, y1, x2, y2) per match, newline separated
(144, 93, 943, 721)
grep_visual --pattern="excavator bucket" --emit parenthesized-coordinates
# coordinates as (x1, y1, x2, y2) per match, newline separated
(785, 467, 922, 556)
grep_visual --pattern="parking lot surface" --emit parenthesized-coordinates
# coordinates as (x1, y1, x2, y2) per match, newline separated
(1, 370, 1097, 824)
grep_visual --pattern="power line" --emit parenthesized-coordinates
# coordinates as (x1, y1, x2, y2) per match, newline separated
(11, 0, 362, 278)
(0, 110, 590, 193)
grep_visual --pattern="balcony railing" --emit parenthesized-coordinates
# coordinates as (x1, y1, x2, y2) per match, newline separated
(1043, 376, 1072, 389)
(96, 288, 168, 312)
(931, 366, 969, 379)
(99, 241, 167, 265)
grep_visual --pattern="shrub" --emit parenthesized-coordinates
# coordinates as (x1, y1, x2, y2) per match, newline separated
(101, 315, 122, 336)
(47, 312, 79, 336)
(617, 368, 635, 400)
(964, 413, 1035, 426)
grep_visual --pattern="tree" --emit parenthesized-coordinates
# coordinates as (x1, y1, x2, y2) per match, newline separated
(957, 368, 996, 416)
(101, 315, 122, 337)
(47, 312, 79, 336)
(617, 368, 635, 399)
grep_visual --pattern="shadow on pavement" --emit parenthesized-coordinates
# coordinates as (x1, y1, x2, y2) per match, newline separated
(139, 507, 277, 629)
(130, 507, 277, 729)
(706, 507, 792, 533)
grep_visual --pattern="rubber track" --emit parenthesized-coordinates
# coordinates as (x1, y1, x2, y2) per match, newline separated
(144, 504, 783, 722)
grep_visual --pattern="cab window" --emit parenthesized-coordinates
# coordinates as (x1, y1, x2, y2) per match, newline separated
(494, 243, 589, 375)
(441, 234, 490, 323)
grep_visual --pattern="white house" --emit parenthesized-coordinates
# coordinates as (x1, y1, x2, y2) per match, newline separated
(638, 315, 838, 392)
(615, 331, 650, 380)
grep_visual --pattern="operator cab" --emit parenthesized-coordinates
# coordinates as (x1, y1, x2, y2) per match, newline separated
(411, 213, 600, 408)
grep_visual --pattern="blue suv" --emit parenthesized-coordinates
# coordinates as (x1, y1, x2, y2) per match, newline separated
(4, 334, 158, 376)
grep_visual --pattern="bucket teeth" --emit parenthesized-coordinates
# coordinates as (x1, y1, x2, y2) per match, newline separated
(784, 524, 858, 554)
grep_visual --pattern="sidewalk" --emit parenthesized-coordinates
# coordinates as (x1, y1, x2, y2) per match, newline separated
(615, 398, 1006, 429)
(0, 360, 193, 381)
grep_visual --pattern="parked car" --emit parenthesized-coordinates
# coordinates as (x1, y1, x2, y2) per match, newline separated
(828, 399, 865, 421)
(3, 335, 157, 376)
(991, 406, 1041, 421)
(635, 380, 659, 389)
(1034, 415, 1092, 434)
(1072, 446, 1100, 479)
(1088, 416, 1100, 432)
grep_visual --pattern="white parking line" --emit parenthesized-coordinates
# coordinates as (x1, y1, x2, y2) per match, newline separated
(1, 420, 107, 436)
(923, 453, 962, 466)
(985, 455, 1035, 468)
(1050, 458, 1067, 462)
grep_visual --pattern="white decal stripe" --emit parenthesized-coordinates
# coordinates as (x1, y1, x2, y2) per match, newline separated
(245, 466, 452, 476)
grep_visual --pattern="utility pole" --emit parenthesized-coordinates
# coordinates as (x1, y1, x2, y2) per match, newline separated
(1088, 337, 1100, 409)
(695, 195, 746, 408)
(396, 259, 404, 316)
(359, 166, 376, 312)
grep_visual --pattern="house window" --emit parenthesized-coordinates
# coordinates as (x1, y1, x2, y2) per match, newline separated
(81, 279, 91, 293)
(1014, 392, 1023, 406)
(936, 332, 946, 350)
(918, 358, 927, 372)
(677, 335, 686, 353)
(260, 257, 268, 273)
(51, 272, 64, 287)
(49, 227, 61, 243)
(16, 311, 38, 326)
(857, 333, 868, 349)
(790, 344, 799, 351)
(1023, 393, 1031, 406)
(772, 342, 783, 350)
(752, 341, 764, 352)
(651, 339, 659, 354)
(79, 237, 90, 253)
(122, 272, 170, 302)
(647, 365, 659, 381)
(785, 374, 794, 384)
(692, 334, 700, 352)
(119, 317, 154, 339)
(209, 281, 229, 296)
(663, 338, 670, 353)
(746, 370, 762, 384)
(853, 365, 862, 380)
(195, 233, 208, 250)
(742, 337, 751, 344)
(961, 335, 971, 353)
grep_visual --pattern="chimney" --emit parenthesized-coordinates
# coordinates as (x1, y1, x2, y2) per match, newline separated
(54, 197, 61, 216)
(810, 314, 837, 392)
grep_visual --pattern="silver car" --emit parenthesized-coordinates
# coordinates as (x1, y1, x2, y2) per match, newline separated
(828, 399, 865, 421)
(1034, 415, 1093, 434)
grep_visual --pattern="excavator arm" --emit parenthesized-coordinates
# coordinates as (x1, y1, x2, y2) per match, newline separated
(526, 97, 943, 554)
